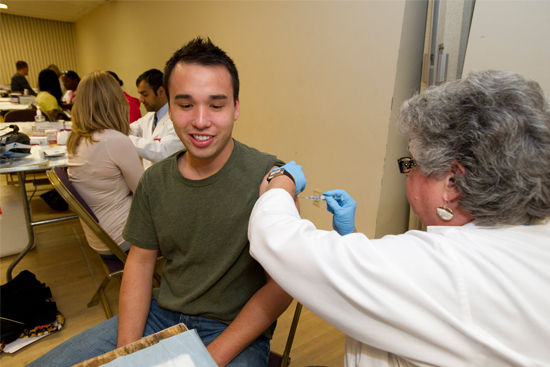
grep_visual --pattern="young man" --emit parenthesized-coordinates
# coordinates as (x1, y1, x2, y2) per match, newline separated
(129, 69, 185, 169)
(27, 38, 292, 367)
(10, 60, 37, 95)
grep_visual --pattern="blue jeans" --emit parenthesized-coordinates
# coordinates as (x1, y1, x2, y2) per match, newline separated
(27, 300, 270, 367)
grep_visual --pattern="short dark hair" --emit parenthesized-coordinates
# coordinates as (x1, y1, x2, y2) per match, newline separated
(136, 69, 163, 96)
(107, 71, 123, 86)
(61, 70, 81, 82)
(38, 69, 62, 103)
(16, 61, 28, 70)
(163, 37, 239, 105)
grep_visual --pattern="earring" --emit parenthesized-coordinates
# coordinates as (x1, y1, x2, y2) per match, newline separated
(436, 200, 453, 221)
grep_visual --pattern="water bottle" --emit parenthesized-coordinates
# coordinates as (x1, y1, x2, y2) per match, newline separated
(35, 107, 46, 122)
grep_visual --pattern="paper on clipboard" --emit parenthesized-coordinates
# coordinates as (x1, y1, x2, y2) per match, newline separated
(103, 329, 217, 367)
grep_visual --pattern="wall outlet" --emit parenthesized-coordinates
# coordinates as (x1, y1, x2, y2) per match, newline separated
(313, 190, 322, 207)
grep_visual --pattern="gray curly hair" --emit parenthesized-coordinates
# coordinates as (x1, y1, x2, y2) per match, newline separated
(397, 70, 550, 226)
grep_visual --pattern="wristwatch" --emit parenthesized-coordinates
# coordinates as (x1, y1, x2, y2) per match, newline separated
(267, 167, 295, 184)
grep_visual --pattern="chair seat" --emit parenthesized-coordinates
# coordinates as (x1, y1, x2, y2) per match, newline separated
(101, 257, 125, 274)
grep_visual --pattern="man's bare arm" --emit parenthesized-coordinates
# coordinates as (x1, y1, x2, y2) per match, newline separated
(117, 245, 158, 347)
(205, 166, 296, 366)
(206, 273, 293, 366)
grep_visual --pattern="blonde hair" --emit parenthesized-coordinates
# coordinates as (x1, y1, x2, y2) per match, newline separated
(67, 71, 130, 155)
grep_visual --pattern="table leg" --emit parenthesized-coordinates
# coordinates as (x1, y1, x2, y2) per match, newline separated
(6, 171, 35, 281)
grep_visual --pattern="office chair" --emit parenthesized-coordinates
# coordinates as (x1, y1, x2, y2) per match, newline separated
(4, 109, 51, 122)
(47, 167, 162, 319)
(268, 302, 303, 367)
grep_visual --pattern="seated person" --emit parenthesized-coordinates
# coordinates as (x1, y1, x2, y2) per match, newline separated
(67, 71, 143, 258)
(107, 71, 142, 123)
(36, 69, 63, 120)
(11, 60, 37, 95)
(61, 70, 80, 103)
(47, 64, 66, 95)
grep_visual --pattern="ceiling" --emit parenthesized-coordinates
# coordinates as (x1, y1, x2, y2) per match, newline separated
(0, 1, 108, 23)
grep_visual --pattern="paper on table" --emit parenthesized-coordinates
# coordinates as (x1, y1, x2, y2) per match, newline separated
(42, 146, 67, 157)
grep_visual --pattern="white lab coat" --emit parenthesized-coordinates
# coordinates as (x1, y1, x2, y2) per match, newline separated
(249, 189, 550, 367)
(129, 110, 185, 170)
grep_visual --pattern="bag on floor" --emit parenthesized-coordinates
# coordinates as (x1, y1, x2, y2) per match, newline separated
(40, 189, 68, 211)
(0, 271, 59, 347)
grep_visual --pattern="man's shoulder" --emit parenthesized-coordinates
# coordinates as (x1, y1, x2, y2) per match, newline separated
(11, 73, 24, 86)
(234, 140, 276, 160)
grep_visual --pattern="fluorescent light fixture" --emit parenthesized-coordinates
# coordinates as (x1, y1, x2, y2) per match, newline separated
(0, 4, 7, 9)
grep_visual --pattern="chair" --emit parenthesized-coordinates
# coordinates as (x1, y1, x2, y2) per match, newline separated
(4, 109, 51, 122)
(47, 167, 162, 319)
(268, 302, 303, 367)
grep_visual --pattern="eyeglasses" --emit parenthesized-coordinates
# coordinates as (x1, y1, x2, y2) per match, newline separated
(397, 157, 418, 174)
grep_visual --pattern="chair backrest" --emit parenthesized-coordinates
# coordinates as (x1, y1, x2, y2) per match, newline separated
(4, 109, 51, 122)
(47, 167, 128, 263)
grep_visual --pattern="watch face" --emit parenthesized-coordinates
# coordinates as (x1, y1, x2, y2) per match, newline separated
(268, 168, 284, 180)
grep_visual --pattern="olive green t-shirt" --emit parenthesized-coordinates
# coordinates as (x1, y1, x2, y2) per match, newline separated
(123, 139, 283, 338)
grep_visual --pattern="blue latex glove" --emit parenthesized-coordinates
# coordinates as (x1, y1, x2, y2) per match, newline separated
(324, 189, 356, 236)
(275, 161, 306, 195)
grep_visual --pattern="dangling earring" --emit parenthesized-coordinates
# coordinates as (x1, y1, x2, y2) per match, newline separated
(436, 200, 453, 221)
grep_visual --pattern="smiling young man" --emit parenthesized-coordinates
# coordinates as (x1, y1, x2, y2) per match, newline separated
(129, 69, 185, 170)
(118, 37, 293, 366)
(27, 38, 291, 367)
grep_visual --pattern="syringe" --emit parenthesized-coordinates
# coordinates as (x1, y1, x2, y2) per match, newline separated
(302, 195, 343, 201)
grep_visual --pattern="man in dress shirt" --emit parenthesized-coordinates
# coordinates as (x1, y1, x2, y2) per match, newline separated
(10, 61, 37, 95)
(129, 69, 185, 170)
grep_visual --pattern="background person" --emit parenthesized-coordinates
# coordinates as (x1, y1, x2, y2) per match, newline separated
(61, 70, 80, 103)
(129, 68, 184, 169)
(67, 71, 143, 258)
(107, 71, 142, 123)
(10, 60, 37, 95)
(47, 64, 66, 95)
(36, 69, 63, 120)
(249, 70, 550, 367)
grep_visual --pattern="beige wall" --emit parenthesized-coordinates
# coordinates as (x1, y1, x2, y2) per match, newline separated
(0, 13, 77, 89)
(375, 0, 427, 238)
(463, 0, 550, 94)
(74, 1, 424, 237)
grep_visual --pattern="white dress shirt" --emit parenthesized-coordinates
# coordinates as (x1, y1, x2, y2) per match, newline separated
(249, 189, 550, 367)
(129, 103, 185, 170)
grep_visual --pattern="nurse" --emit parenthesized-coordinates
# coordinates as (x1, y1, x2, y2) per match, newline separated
(249, 70, 550, 366)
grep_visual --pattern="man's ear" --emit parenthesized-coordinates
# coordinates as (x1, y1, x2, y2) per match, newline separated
(234, 98, 240, 121)
(157, 86, 166, 98)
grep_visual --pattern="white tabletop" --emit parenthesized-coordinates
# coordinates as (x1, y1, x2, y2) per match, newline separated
(0, 145, 67, 173)
(0, 102, 32, 111)
(1, 121, 72, 133)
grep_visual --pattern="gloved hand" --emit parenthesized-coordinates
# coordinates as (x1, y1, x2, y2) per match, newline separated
(276, 161, 306, 195)
(324, 189, 356, 236)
